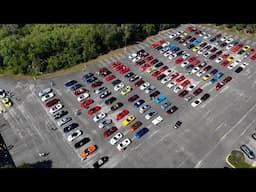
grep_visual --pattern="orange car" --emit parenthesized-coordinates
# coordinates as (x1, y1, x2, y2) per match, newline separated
(129, 121, 142, 132)
(80, 144, 97, 160)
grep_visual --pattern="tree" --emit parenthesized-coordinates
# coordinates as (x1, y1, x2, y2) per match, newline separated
(18, 162, 33, 168)
(230, 150, 245, 163)
(234, 24, 247, 31)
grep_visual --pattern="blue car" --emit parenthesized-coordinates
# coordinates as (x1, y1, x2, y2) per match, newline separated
(135, 127, 149, 138)
(86, 76, 97, 84)
(134, 99, 145, 108)
(209, 37, 216, 42)
(168, 44, 176, 50)
(185, 64, 194, 70)
(193, 39, 202, 45)
(172, 47, 180, 53)
(210, 69, 218, 75)
(208, 78, 217, 85)
(156, 45, 163, 50)
(215, 72, 224, 80)
(160, 46, 170, 54)
(83, 73, 94, 80)
(70, 83, 82, 91)
(154, 95, 166, 104)
(64, 80, 78, 88)
(161, 101, 172, 109)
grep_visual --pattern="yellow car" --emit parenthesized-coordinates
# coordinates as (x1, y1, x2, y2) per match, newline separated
(1, 97, 12, 108)
(227, 56, 235, 62)
(202, 74, 211, 81)
(122, 115, 136, 126)
(192, 46, 200, 52)
(180, 32, 187, 38)
(146, 66, 156, 73)
(242, 45, 250, 51)
(120, 86, 132, 96)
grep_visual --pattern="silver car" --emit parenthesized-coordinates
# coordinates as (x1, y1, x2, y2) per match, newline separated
(139, 104, 151, 114)
(57, 116, 72, 126)
(38, 87, 52, 97)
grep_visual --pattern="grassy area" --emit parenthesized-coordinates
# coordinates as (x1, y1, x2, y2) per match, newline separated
(226, 153, 255, 168)
(202, 24, 256, 41)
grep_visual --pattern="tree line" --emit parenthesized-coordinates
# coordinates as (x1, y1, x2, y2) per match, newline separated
(0, 24, 178, 75)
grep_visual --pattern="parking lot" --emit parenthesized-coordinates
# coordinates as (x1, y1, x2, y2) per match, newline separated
(1, 24, 256, 168)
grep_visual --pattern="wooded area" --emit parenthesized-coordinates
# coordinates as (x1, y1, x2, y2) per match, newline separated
(0, 24, 178, 75)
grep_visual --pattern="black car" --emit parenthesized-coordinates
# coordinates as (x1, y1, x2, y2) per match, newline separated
(252, 133, 256, 141)
(91, 80, 103, 88)
(149, 90, 160, 99)
(111, 79, 122, 86)
(240, 145, 255, 159)
(86, 76, 98, 84)
(154, 62, 164, 68)
(176, 50, 184, 56)
(172, 47, 180, 53)
(201, 93, 210, 101)
(209, 37, 216, 42)
(101, 70, 112, 77)
(174, 121, 182, 129)
(156, 74, 166, 80)
(124, 72, 135, 79)
(189, 37, 196, 42)
(110, 102, 123, 111)
(235, 67, 243, 73)
(155, 45, 163, 50)
(83, 72, 94, 80)
(63, 123, 79, 133)
(93, 156, 109, 168)
(70, 83, 82, 91)
(238, 49, 245, 55)
(187, 44, 195, 49)
(100, 91, 111, 99)
(74, 137, 90, 149)
(167, 106, 178, 114)
(220, 42, 227, 48)
(209, 54, 217, 60)
(129, 75, 141, 82)
(137, 49, 145, 55)
(105, 97, 117, 105)
(174, 36, 181, 41)
(53, 110, 68, 120)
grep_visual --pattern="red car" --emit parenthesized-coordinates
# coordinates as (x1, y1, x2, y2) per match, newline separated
(250, 53, 256, 60)
(203, 65, 212, 72)
(231, 43, 244, 52)
(120, 66, 129, 74)
(128, 94, 139, 102)
(178, 90, 189, 97)
(151, 39, 165, 48)
(175, 75, 186, 83)
(73, 88, 87, 96)
(45, 98, 60, 108)
(180, 80, 190, 88)
(159, 65, 169, 72)
(104, 74, 116, 81)
(175, 57, 184, 64)
(150, 59, 159, 65)
(91, 81, 103, 88)
(220, 60, 230, 67)
(144, 56, 154, 62)
(114, 64, 124, 71)
(80, 98, 94, 108)
(110, 61, 121, 68)
(151, 70, 161, 77)
(170, 72, 179, 80)
(188, 56, 197, 63)
(215, 82, 225, 90)
(248, 48, 256, 55)
(191, 59, 200, 65)
(200, 42, 207, 48)
(186, 26, 193, 31)
(221, 53, 229, 59)
(140, 63, 151, 71)
(134, 79, 145, 87)
(215, 33, 222, 38)
(192, 88, 203, 96)
(222, 76, 232, 84)
(116, 109, 129, 120)
(103, 126, 118, 138)
(86, 105, 101, 115)
(156, 74, 166, 80)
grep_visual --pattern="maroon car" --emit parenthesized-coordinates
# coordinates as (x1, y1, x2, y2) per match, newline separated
(128, 94, 139, 102)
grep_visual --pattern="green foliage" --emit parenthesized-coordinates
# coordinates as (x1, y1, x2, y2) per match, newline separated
(0, 24, 179, 75)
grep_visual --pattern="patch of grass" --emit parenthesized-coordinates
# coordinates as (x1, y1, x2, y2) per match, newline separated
(226, 151, 255, 168)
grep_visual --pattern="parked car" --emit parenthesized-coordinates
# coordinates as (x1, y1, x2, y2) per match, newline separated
(135, 128, 149, 138)
(80, 98, 94, 108)
(92, 156, 109, 168)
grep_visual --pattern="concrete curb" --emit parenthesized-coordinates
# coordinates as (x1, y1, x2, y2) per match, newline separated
(225, 154, 235, 168)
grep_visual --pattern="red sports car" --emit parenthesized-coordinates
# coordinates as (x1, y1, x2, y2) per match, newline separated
(140, 63, 151, 71)
(215, 82, 225, 90)
(220, 60, 230, 67)
(116, 109, 129, 120)
(250, 53, 256, 60)
(134, 79, 145, 87)
(188, 56, 197, 63)
(191, 59, 200, 65)
(175, 75, 186, 83)
(119, 66, 129, 74)
(103, 126, 118, 138)
(151, 70, 161, 77)
(144, 56, 154, 62)
(178, 90, 189, 97)
(221, 53, 229, 59)
(159, 65, 169, 72)
(128, 94, 139, 102)
(73, 88, 87, 96)
(110, 61, 121, 68)
(180, 80, 190, 88)
(91, 81, 103, 88)
(192, 88, 203, 96)
(86, 105, 101, 115)
(45, 98, 60, 108)
(222, 76, 232, 84)
(231, 43, 244, 52)
(114, 64, 124, 71)
(175, 57, 184, 64)
(170, 72, 179, 80)
(104, 74, 116, 81)
(80, 98, 94, 108)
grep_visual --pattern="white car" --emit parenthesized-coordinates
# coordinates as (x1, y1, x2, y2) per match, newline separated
(184, 95, 194, 102)
(49, 103, 63, 114)
(182, 53, 190, 60)
(145, 111, 158, 120)
(161, 77, 171, 84)
(114, 83, 125, 91)
(117, 138, 131, 151)
(196, 70, 205, 77)
(220, 36, 227, 41)
(226, 44, 233, 50)
(98, 119, 112, 129)
(186, 84, 196, 91)
(169, 33, 177, 39)
(228, 59, 241, 70)
(203, 34, 211, 39)
(173, 86, 182, 93)
(128, 53, 137, 60)
(225, 37, 233, 44)
(215, 57, 223, 63)
(181, 61, 190, 68)
(38, 87, 52, 97)
(132, 56, 141, 63)
(203, 51, 211, 57)
(145, 85, 156, 94)
(167, 81, 177, 89)
(77, 92, 90, 102)
(152, 116, 163, 125)
(110, 132, 123, 145)
(161, 42, 170, 47)
(191, 99, 202, 107)
(140, 82, 150, 90)
(41, 92, 54, 102)
(95, 87, 107, 94)
(67, 130, 82, 142)
(240, 62, 249, 68)
(139, 104, 151, 114)
(93, 112, 107, 122)
(164, 50, 172, 57)
(57, 116, 72, 126)
(163, 69, 173, 76)
(191, 66, 200, 74)
(0, 89, 6, 99)
(168, 53, 177, 60)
